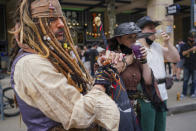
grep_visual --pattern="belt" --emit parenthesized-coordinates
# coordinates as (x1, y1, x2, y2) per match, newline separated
(127, 90, 149, 100)
(157, 78, 166, 84)
(49, 125, 66, 131)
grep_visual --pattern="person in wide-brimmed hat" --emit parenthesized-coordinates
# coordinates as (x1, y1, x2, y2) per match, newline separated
(136, 16, 180, 131)
(108, 22, 167, 131)
(108, 22, 154, 51)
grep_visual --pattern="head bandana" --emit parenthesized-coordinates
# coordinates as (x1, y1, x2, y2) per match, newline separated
(31, 0, 63, 18)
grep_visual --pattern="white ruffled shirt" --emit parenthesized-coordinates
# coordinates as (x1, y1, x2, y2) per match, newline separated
(146, 42, 168, 100)
(137, 41, 168, 101)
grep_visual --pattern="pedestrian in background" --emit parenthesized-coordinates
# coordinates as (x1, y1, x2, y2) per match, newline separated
(136, 16, 180, 131)
(176, 40, 185, 81)
(83, 45, 91, 74)
(180, 31, 196, 99)
(89, 42, 99, 77)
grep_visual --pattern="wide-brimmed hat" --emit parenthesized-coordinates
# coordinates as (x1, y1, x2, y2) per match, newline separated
(113, 22, 141, 37)
(112, 22, 154, 39)
(136, 16, 160, 29)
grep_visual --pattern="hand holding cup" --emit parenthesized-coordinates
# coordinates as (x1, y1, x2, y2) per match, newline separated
(131, 44, 147, 64)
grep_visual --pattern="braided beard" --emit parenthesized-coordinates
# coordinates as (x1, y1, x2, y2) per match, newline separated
(54, 28, 66, 45)
(39, 17, 91, 94)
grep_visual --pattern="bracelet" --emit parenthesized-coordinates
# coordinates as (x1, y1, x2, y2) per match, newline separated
(140, 59, 147, 64)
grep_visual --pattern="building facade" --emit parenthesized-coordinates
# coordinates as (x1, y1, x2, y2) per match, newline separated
(0, 0, 195, 70)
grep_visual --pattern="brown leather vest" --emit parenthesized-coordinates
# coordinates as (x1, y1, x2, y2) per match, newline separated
(120, 60, 142, 91)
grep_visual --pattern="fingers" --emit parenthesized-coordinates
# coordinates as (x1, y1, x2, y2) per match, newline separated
(111, 52, 117, 64)
(139, 46, 147, 59)
(161, 32, 170, 40)
(105, 50, 125, 64)
(113, 53, 123, 64)
(113, 61, 124, 73)
(119, 53, 124, 61)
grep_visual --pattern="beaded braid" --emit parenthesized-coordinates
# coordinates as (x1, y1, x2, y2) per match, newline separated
(39, 18, 90, 92)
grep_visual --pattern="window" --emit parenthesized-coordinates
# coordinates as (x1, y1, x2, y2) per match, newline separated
(0, 5, 6, 40)
(0, 4, 7, 53)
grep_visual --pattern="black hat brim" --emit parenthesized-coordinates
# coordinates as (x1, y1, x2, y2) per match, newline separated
(108, 32, 155, 41)
(136, 32, 155, 39)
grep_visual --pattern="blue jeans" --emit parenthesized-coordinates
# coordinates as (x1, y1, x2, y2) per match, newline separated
(182, 67, 196, 95)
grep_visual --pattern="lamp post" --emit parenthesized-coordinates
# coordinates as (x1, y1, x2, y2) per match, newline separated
(106, 0, 116, 37)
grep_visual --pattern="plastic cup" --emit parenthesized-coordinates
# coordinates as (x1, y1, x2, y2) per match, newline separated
(131, 44, 142, 59)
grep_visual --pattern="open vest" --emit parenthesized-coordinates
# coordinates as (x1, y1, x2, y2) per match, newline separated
(11, 50, 61, 131)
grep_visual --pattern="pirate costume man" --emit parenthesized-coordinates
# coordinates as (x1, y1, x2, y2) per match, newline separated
(9, 0, 133, 130)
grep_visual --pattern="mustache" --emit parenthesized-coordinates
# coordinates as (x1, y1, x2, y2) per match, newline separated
(54, 28, 64, 37)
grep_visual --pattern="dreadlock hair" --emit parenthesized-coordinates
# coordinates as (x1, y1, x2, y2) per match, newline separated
(9, 0, 92, 94)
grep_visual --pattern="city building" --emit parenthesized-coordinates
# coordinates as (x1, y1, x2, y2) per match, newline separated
(0, 0, 195, 71)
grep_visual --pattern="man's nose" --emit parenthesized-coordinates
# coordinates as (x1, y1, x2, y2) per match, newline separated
(56, 18, 64, 28)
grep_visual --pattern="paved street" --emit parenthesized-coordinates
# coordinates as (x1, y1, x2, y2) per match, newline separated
(1, 111, 196, 131)
(0, 116, 26, 131)
(166, 111, 196, 131)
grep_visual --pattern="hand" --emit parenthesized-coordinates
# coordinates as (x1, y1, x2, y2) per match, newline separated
(192, 46, 196, 52)
(99, 51, 125, 73)
(139, 46, 147, 60)
(161, 32, 170, 43)
(137, 46, 147, 64)
(105, 50, 124, 64)
(113, 60, 125, 73)
(94, 65, 117, 95)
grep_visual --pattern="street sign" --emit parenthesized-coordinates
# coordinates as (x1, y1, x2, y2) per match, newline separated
(166, 4, 181, 15)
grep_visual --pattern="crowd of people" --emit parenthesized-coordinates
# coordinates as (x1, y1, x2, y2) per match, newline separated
(8, 0, 195, 131)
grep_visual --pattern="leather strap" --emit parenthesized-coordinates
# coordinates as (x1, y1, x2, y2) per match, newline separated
(157, 78, 166, 84)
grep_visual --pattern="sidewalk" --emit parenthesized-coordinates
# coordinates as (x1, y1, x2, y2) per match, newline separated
(167, 81, 196, 115)
(0, 74, 26, 130)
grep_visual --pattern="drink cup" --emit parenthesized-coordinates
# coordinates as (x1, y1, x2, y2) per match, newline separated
(131, 44, 142, 59)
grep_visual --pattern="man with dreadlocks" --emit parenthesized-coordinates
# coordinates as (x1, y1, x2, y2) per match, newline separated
(9, 0, 135, 131)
